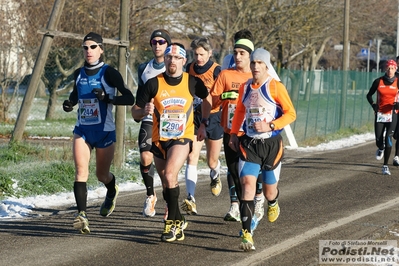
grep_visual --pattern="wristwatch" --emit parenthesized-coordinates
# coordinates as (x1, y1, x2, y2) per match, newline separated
(270, 123, 275, 131)
(201, 118, 210, 127)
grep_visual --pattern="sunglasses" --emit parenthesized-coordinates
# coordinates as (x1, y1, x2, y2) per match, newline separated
(151, 39, 167, 45)
(82, 44, 99, 50)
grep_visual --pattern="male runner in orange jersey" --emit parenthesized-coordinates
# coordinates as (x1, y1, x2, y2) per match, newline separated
(132, 43, 211, 242)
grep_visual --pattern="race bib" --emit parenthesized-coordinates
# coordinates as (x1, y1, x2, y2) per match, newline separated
(160, 113, 186, 139)
(246, 106, 272, 138)
(78, 99, 101, 125)
(376, 112, 392, 123)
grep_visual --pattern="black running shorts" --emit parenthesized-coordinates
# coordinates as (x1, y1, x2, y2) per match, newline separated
(239, 134, 283, 171)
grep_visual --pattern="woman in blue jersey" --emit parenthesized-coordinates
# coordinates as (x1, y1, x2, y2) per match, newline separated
(62, 32, 134, 234)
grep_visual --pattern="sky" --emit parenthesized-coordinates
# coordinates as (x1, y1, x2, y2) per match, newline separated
(0, 133, 375, 220)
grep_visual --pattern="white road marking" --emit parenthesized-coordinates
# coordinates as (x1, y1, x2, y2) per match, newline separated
(232, 197, 399, 265)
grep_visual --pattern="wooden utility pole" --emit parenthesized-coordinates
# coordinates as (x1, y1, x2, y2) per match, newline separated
(114, 0, 130, 168)
(340, 0, 350, 129)
(11, 0, 66, 142)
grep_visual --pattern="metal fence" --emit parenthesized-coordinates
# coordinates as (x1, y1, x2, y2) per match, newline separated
(279, 69, 379, 143)
(1, 68, 381, 145)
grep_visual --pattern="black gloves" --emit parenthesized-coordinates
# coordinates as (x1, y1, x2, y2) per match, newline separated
(62, 100, 73, 112)
(92, 88, 113, 103)
(372, 103, 378, 112)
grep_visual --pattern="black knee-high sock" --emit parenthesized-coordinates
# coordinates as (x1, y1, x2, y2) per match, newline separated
(165, 186, 180, 221)
(140, 163, 155, 196)
(105, 174, 116, 198)
(227, 172, 238, 202)
(74, 182, 87, 212)
(163, 189, 167, 202)
(256, 173, 262, 195)
(240, 200, 254, 232)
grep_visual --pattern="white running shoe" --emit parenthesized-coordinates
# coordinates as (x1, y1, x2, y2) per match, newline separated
(382, 165, 391, 175)
(393, 156, 399, 166)
(376, 149, 384, 160)
(254, 196, 265, 221)
(224, 203, 240, 221)
(143, 194, 157, 217)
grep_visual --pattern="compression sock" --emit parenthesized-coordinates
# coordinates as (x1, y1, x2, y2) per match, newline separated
(104, 174, 116, 198)
(240, 200, 255, 231)
(140, 163, 155, 196)
(74, 181, 87, 212)
(165, 186, 180, 220)
(185, 164, 197, 198)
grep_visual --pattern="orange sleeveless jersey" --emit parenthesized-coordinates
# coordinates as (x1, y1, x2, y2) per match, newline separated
(188, 62, 220, 113)
(152, 72, 195, 142)
(377, 78, 399, 114)
(210, 69, 252, 135)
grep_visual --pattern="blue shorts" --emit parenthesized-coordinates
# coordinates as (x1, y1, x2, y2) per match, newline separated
(193, 109, 224, 140)
(73, 126, 116, 149)
(237, 134, 283, 185)
(238, 160, 281, 185)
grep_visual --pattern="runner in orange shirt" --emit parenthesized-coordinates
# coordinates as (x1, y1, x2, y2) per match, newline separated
(132, 43, 211, 242)
(181, 37, 223, 215)
(211, 29, 265, 223)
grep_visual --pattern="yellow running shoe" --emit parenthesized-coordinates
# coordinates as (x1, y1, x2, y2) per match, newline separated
(239, 229, 255, 251)
(210, 177, 222, 196)
(267, 201, 280, 222)
(175, 219, 186, 241)
(100, 185, 119, 217)
(161, 220, 177, 242)
(181, 195, 197, 215)
(73, 211, 90, 234)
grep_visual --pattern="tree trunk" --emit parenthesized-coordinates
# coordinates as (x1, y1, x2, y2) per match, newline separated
(45, 77, 62, 120)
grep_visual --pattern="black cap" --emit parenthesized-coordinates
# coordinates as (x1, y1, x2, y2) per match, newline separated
(150, 29, 171, 46)
(83, 32, 103, 45)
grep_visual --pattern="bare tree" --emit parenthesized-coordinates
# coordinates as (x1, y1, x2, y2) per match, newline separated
(8, 0, 399, 122)
(0, 0, 35, 122)
(44, 51, 84, 120)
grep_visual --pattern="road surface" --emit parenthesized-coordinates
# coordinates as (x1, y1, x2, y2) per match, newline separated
(1, 141, 399, 266)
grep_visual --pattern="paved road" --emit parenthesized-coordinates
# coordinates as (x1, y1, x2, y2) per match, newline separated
(1, 141, 399, 266)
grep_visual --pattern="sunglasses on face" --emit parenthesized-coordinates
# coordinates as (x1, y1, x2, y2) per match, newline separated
(82, 44, 99, 50)
(151, 39, 167, 45)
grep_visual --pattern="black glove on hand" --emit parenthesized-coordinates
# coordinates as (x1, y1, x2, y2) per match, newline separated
(372, 103, 378, 112)
(62, 100, 73, 112)
(394, 102, 399, 110)
(92, 88, 112, 103)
